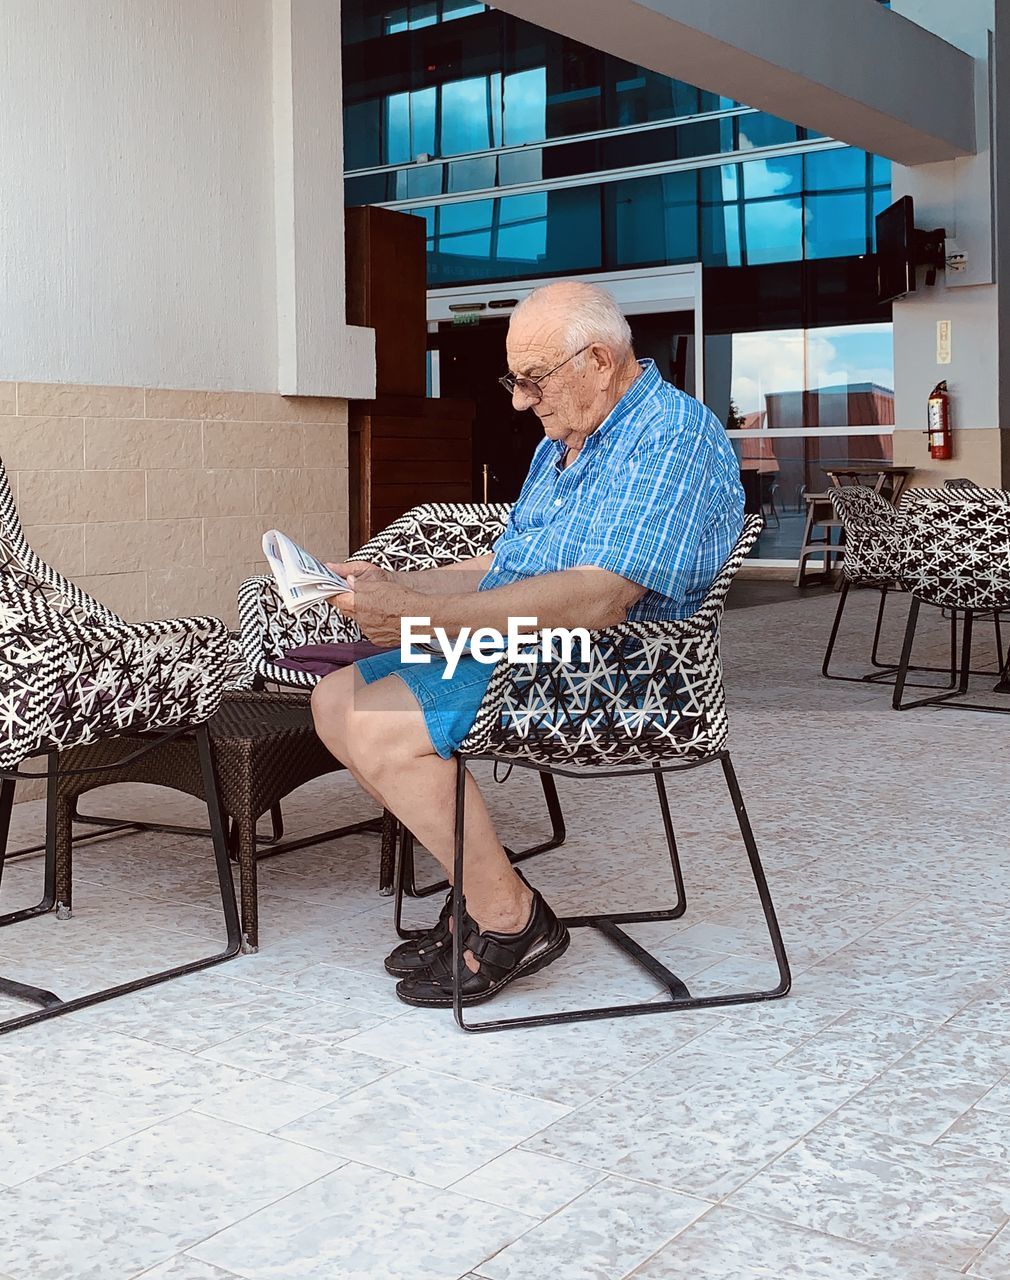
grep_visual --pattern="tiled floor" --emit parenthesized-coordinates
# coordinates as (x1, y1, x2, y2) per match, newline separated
(1, 587, 1009, 1279)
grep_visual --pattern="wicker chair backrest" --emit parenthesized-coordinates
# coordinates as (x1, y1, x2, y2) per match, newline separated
(459, 516, 762, 769)
(0, 458, 122, 625)
(352, 502, 511, 572)
(899, 497, 1010, 611)
(898, 484, 1010, 514)
(827, 486, 901, 585)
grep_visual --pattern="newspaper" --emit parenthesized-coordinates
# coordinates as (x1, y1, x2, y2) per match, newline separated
(262, 529, 352, 617)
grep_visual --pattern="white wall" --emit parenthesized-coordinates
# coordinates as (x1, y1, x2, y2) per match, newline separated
(0, 0, 374, 398)
(890, 0, 1002, 446)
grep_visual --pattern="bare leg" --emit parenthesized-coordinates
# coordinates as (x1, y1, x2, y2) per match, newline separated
(311, 667, 533, 954)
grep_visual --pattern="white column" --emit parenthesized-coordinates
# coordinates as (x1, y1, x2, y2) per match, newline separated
(889, 0, 1006, 483)
(273, 0, 375, 397)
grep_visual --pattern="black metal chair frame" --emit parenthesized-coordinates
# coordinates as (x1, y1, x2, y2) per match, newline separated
(0, 727, 242, 1037)
(402, 751, 790, 1034)
(892, 600, 1010, 714)
(822, 582, 1005, 690)
(395, 770, 567, 904)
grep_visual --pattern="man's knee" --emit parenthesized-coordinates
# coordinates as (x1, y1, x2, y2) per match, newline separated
(310, 669, 356, 756)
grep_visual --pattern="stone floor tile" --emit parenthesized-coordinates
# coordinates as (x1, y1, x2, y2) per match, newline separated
(192, 1075, 336, 1133)
(727, 1116, 1010, 1268)
(191, 1161, 530, 1280)
(968, 1222, 1010, 1278)
(450, 1150, 606, 1218)
(523, 1058, 857, 1199)
(198, 1027, 401, 1094)
(626, 1204, 967, 1279)
(476, 1176, 708, 1280)
(0, 1113, 343, 1280)
(135, 1258, 242, 1279)
(276, 1066, 569, 1187)
(776, 1008, 934, 1083)
(339, 1001, 717, 1106)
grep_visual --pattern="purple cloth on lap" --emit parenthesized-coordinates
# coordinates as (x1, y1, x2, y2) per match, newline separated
(276, 641, 393, 678)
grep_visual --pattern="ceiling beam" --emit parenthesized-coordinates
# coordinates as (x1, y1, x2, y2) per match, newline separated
(492, 0, 977, 165)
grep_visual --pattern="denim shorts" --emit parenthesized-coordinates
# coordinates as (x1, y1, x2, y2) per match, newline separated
(355, 650, 497, 760)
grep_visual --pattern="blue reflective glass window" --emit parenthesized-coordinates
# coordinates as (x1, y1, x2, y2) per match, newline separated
(344, 100, 381, 170)
(742, 154, 801, 199)
(701, 203, 742, 267)
(737, 112, 800, 150)
(384, 5, 409, 33)
(872, 153, 891, 184)
(409, 0, 437, 28)
(385, 93, 411, 166)
(496, 192, 548, 261)
(805, 147, 867, 191)
(700, 163, 739, 203)
(743, 197, 804, 264)
(447, 155, 496, 193)
(405, 164, 444, 199)
(440, 77, 495, 155)
(442, 0, 485, 17)
(435, 199, 494, 257)
(498, 148, 543, 186)
(610, 172, 697, 267)
(504, 68, 546, 145)
(870, 187, 891, 248)
(411, 87, 437, 159)
(806, 192, 869, 257)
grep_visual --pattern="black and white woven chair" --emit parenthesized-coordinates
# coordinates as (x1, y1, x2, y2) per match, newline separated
(821, 486, 922, 683)
(0, 574, 241, 1035)
(238, 502, 567, 899)
(0, 458, 256, 856)
(825, 485, 1006, 688)
(892, 495, 1010, 712)
(412, 515, 791, 1032)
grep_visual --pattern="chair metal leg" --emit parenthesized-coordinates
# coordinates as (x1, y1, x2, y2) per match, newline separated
(452, 751, 791, 1034)
(0, 727, 242, 1037)
(823, 585, 960, 690)
(0, 763, 57, 928)
(400, 768, 567, 900)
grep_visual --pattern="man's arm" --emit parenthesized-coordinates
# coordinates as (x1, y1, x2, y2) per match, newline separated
(325, 553, 493, 596)
(400, 553, 494, 595)
(340, 565, 645, 644)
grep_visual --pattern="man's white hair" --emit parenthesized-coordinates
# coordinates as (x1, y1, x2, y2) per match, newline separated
(513, 281, 634, 357)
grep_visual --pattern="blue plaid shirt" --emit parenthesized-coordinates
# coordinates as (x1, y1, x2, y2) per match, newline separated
(479, 360, 744, 621)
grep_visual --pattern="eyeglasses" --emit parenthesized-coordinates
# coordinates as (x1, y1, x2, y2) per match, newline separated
(498, 344, 593, 404)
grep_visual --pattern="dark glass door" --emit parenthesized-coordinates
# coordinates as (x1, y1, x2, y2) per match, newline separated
(436, 308, 698, 501)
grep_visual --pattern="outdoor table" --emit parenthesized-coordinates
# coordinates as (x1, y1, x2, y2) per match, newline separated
(51, 690, 386, 952)
(824, 463, 916, 504)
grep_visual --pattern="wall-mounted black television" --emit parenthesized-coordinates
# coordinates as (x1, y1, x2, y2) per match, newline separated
(876, 195, 916, 304)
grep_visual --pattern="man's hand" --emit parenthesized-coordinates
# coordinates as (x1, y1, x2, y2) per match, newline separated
(329, 570, 424, 645)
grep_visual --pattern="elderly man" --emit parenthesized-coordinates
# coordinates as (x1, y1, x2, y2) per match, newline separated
(311, 280, 743, 1008)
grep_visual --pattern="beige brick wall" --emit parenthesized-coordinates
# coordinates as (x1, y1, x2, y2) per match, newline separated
(0, 382, 349, 627)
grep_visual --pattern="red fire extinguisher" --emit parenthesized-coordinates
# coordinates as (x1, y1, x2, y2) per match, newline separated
(925, 380, 953, 461)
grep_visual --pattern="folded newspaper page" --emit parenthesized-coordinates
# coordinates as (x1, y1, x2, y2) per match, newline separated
(262, 529, 352, 617)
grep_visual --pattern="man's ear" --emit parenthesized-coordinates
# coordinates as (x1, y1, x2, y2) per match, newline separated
(591, 343, 615, 374)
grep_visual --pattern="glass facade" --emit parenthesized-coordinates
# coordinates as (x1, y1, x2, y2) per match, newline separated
(343, 0, 896, 561)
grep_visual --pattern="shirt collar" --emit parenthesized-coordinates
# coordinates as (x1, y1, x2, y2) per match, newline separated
(551, 359, 660, 460)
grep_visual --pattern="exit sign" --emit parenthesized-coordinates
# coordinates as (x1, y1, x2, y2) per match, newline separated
(452, 311, 480, 327)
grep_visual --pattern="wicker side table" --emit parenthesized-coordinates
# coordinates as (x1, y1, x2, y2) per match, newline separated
(52, 691, 382, 951)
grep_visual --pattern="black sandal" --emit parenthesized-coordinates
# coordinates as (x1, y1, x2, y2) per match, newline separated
(384, 863, 529, 979)
(384, 890, 469, 978)
(394, 889, 570, 1008)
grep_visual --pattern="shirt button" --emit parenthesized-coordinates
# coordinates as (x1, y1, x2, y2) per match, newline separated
(525, 535, 532, 542)
(492, 566, 499, 574)
(554, 498, 562, 506)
